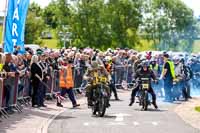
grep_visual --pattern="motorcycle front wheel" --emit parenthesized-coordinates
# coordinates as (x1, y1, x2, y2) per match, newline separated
(97, 97, 107, 117)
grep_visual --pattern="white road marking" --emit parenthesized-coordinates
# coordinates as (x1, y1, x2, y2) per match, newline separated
(114, 113, 131, 122)
(115, 114, 124, 122)
(83, 122, 89, 126)
(152, 122, 158, 126)
(133, 121, 140, 126)
(107, 122, 126, 126)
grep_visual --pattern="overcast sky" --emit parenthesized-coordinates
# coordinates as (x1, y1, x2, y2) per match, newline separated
(0, 0, 200, 17)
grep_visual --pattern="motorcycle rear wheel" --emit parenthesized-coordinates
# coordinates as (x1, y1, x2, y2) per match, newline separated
(143, 91, 149, 111)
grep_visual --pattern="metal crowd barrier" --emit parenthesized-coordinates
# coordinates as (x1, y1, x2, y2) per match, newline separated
(73, 66, 86, 94)
(12, 75, 22, 112)
(52, 70, 60, 96)
(51, 67, 85, 98)
(113, 65, 134, 89)
(0, 66, 86, 120)
(17, 74, 31, 106)
(0, 76, 22, 120)
(0, 78, 8, 119)
(46, 69, 54, 99)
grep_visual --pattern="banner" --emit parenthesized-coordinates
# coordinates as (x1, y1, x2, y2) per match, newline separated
(4, 0, 30, 53)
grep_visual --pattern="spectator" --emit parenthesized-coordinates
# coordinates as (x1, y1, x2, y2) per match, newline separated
(57, 57, 80, 108)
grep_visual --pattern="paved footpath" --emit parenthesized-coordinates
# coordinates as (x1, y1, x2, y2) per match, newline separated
(0, 91, 200, 133)
(48, 91, 199, 133)
(175, 97, 200, 130)
(0, 95, 86, 133)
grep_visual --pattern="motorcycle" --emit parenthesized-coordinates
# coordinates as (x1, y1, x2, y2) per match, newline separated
(137, 78, 152, 111)
(91, 77, 110, 117)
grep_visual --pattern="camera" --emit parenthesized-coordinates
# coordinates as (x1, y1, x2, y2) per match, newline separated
(68, 59, 73, 64)
(0, 72, 7, 78)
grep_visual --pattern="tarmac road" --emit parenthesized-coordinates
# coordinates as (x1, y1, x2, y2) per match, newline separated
(48, 90, 199, 133)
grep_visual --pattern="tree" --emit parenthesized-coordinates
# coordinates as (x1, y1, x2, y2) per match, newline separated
(25, 3, 45, 44)
(69, 0, 112, 49)
(66, 0, 144, 49)
(142, 0, 195, 51)
(43, 1, 59, 29)
(106, 0, 143, 48)
(30, 0, 196, 51)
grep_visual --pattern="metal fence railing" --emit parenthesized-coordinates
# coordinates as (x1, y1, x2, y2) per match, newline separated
(0, 78, 9, 119)
(17, 74, 31, 106)
(113, 65, 134, 89)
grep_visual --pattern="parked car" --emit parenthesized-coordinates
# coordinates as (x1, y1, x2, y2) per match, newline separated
(25, 44, 40, 54)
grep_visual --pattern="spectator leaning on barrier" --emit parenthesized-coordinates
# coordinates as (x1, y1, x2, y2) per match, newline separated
(3, 54, 17, 114)
(16, 54, 27, 98)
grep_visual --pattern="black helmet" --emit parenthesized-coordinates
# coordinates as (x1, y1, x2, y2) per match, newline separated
(141, 60, 149, 67)
(180, 58, 185, 64)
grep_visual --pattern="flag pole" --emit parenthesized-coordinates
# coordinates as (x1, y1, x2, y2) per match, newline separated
(1, 0, 9, 53)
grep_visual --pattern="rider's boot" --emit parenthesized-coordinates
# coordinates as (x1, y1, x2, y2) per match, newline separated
(152, 101, 158, 109)
(115, 95, 120, 100)
(86, 90, 93, 107)
(129, 97, 135, 106)
(87, 97, 93, 107)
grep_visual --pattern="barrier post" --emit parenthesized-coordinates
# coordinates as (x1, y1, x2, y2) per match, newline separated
(11, 75, 22, 113)
(0, 78, 9, 118)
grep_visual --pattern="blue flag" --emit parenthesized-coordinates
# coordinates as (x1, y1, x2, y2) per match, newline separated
(4, 0, 30, 54)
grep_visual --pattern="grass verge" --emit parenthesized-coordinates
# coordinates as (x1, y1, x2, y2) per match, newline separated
(195, 106, 200, 112)
(193, 40, 200, 53)
(41, 39, 58, 49)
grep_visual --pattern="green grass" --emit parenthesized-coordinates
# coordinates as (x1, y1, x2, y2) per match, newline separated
(193, 40, 200, 53)
(195, 106, 200, 112)
(41, 29, 60, 49)
(135, 39, 154, 51)
(41, 39, 59, 49)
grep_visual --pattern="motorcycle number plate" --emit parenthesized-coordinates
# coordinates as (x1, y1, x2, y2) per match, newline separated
(142, 84, 149, 89)
(100, 77, 107, 82)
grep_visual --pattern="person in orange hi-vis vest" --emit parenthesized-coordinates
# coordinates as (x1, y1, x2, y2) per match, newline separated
(57, 57, 80, 108)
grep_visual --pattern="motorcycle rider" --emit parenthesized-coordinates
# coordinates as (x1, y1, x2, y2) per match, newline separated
(84, 61, 111, 107)
(129, 60, 158, 109)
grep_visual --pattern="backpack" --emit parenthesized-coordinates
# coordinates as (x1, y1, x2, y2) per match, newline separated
(183, 65, 193, 81)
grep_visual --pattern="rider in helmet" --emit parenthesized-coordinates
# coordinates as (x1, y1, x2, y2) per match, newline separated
(129, 60, 158, 109)
(84, 61, 111, 107)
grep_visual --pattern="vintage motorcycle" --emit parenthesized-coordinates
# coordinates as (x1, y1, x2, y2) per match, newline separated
(137, 78, 152, 111)
(91, 77, 110, 117)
